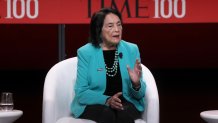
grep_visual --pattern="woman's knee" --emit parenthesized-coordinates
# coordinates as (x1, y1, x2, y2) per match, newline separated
(99, 107, 116, 123)
(116, 109, 135, 123)
(116, 103, 141, 123)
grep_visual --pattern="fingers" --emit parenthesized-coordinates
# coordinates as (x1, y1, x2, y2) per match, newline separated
(127, 59, 141, 69)
(136, 59, 140, 63)
(135, 59, 142, 76)
(127, 65, 131, 73)
(136, 59, 142, 70)
(115, 92, 122, 98)
(127, 59, 142, 81)
(111, 100, 123, 110)
(109, 92, 124, 110)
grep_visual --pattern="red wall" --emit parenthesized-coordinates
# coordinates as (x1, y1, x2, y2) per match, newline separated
(0, 24, 58, 70)
(1, 23, 218, 70)
(66, 24, 218, 69)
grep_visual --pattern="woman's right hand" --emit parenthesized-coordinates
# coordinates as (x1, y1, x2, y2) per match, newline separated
(106, 92, 124, 110)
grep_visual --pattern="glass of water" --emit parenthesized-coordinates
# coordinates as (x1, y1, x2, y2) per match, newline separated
(0, 92, 14, 111)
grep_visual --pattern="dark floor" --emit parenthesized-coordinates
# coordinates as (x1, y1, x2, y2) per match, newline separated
(1, 68, 218, 123)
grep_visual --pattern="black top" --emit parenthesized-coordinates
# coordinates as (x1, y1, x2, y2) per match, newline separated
(103, 50, 123, 97)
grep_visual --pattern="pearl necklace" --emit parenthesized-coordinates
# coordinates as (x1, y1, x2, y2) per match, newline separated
(105, 50, 119, 77)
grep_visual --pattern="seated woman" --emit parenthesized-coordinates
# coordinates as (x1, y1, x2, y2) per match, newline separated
(71, 8, 146, 123)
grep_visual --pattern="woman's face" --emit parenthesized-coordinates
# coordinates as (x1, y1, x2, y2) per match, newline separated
(101, 13, 122, 49)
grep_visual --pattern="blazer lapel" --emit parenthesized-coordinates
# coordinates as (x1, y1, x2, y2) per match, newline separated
(95, 48, 107, 89)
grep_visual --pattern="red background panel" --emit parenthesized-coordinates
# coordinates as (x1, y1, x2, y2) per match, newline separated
(0, 23, 218, 70)
(65, 23, 218, 69)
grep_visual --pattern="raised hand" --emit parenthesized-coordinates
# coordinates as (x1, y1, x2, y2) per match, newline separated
(127, 59, 142, 87)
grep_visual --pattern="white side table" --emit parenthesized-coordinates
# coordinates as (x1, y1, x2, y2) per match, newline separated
(200, 110, 218, 123)
(0, 110, 23, 123)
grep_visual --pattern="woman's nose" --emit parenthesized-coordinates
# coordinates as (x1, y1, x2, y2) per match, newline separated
(114, 25, 119, 32)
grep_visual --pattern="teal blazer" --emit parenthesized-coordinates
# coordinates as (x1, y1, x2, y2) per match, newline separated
(71, 40, 146, 118)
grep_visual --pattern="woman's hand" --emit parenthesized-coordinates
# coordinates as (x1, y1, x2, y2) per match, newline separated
(127, 59, 142, 88)
(106, 92, 124, 110)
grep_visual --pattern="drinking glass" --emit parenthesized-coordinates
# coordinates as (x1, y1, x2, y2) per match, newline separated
(0, 92, 14, 111)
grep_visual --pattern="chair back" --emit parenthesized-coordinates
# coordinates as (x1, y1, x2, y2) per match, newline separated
(43, 57, 77, 123)
(42, 57, 159, 123)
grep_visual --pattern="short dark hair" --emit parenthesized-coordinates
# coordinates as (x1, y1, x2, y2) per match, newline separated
(89, 8, 122, 47)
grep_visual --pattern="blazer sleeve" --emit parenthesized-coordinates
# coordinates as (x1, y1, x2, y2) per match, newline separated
(74, 49, 110, 105)
(129, 45, 146, 100)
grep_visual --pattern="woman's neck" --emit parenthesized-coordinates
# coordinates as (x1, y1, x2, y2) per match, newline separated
(101, 43, 117, 50)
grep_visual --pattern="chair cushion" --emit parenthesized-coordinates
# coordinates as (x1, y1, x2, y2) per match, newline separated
(56, 117, 96, 123)
(135, 119, 146, 123)
(56, 117, 146, 123)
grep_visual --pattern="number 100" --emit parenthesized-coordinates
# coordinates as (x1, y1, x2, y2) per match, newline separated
(154, 0, 186, 18)
(6, 0, 39, 19)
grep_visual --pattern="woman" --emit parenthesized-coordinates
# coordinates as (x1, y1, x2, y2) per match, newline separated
(71, 8, 146, 123)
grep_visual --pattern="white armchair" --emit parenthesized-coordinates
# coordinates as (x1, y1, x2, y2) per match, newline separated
(42, 57, 159, 123)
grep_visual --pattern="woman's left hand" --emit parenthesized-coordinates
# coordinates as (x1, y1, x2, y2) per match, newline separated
(127, 59, 142, 87)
